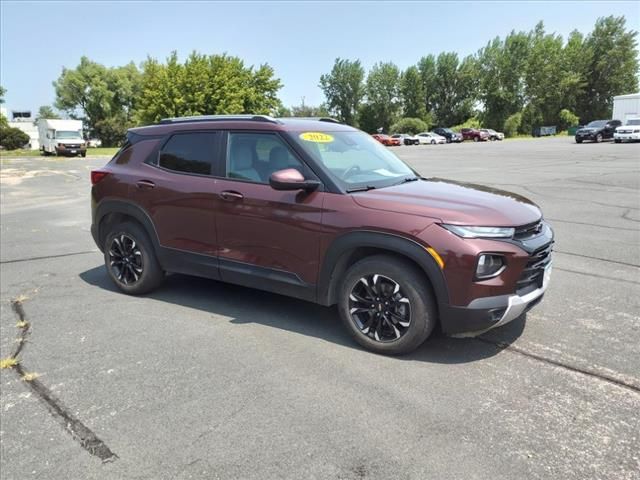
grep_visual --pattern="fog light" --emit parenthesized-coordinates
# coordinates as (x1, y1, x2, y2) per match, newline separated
(476, 254, 505, 279)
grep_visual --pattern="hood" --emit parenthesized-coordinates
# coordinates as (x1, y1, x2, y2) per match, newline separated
(351, 178, 542, 226)
(577, 127, 599, 133)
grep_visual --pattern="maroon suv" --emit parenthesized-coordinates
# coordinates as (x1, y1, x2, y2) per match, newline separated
(460, 128, 489, 142)
(91, 115, 553, 354)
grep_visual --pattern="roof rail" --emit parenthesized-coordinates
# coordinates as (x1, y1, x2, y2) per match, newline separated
(278, 116, 342, 124)
(158, 114, 281, 125)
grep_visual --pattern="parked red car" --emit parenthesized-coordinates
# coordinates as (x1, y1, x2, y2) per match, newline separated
(91, 115, 553, 355)
(372, 133, 401, 146)
(460, 128, 490, 142)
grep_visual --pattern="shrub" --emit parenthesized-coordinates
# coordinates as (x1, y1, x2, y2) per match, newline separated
(503, 112, 522, 138)
(0, 126, 30, 150)
(451, 117, 482, 131)
(390, 117, 429, 134)
(558, 109, 580, 131)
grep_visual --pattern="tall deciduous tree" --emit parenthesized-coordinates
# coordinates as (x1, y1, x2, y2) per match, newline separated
(319, 58, 365, 125)
(135, 51, 282, 125)
(359, 62, 401, 133)
(578, 16, 639, 121)
(400, 66, 426, 119)
(53, 57, 142, 146)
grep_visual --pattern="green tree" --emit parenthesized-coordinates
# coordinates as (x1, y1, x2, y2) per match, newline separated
(0, 126, 30, 150)
(135, 51, 282, 124)
(417, 55, 437, 116)
(35, 105, 60, 122)
(523, 22, 566, 127)
(290, 102, 330, 117)
(558, 109, 580, 130)
(359, 62, 401, 133)
(400, 66, 425, 119)
(0, 86, 7, 128)
(428, 53, 477, 127)
(319, 58, 365, 125)
(53, 57, 142, 146)
(390, 117, 429, 134)
(577, 16, 639, 121)
(503, 112, 522, 137)
(477, 31, 531, 130)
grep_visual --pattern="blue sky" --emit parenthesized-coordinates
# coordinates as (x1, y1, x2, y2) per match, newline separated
(1, 1, 638, 114)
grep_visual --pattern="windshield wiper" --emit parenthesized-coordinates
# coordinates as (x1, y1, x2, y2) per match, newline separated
(392, 176, 421, 186)
(346, 185, 377, 193)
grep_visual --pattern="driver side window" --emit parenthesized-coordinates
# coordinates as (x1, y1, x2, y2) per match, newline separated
(226, 133, 304, 184)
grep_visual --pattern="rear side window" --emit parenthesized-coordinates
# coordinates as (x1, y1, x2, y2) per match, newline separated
(159, 132, 218, 175)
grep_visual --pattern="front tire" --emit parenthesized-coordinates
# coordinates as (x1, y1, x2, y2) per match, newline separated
(595, 133, 603, 143)
(337, 255, 437, 355)
(104, 221, 164, 295)
(473, 137, 479, 142)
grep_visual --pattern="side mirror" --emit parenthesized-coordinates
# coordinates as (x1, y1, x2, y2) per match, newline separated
(269, 168, 320, 192)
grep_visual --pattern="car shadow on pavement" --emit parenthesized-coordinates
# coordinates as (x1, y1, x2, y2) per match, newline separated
(80, 266, 526, 364)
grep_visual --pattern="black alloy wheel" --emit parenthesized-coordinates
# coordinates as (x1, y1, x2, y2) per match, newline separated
(108, 234, 143, 285)
(348, 274, 411, 342)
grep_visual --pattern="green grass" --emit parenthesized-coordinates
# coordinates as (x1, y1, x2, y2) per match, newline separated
(0, 147, 119, 158)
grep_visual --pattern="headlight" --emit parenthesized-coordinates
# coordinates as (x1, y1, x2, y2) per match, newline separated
(476, 254, 505, 279)
(441, 224, 515, 238)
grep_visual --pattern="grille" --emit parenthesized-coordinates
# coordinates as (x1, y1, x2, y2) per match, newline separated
(514, 221, 543, 240)
(516, 242, 553, 295)
(618, 129, 632, 134)
(64, 144, 81, 149)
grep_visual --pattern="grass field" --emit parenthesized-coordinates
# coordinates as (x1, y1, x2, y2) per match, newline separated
(0, 148, 119, 158)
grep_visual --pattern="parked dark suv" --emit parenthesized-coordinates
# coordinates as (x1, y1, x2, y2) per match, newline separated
(91, 115, 553, 355)
(433, 127, 463, 143)
(575, 120, 621, 143)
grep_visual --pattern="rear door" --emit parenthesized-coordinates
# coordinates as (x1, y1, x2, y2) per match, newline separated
(131, 131, 221, 260)
(212, 131, 325, 297)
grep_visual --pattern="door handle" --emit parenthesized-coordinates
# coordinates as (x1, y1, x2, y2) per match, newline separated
(136, 180, 155, 189)
(219, 190, 244, 201)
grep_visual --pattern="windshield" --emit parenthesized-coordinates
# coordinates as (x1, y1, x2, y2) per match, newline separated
(626, 119, 640, 126)
(291, 130, 416, 190)
(56, 130, 82, 139)
(586, 120, 607, 128)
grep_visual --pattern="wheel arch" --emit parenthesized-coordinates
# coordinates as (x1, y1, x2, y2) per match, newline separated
(94, 199, 160, 253)
(317, 231, 450, 312)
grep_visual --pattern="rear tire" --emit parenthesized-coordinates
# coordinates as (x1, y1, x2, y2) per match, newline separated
(337, 255, 437, 355)
(104, 221, 164, 295)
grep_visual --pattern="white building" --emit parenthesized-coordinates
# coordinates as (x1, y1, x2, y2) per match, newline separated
(7, 110, 39, 150)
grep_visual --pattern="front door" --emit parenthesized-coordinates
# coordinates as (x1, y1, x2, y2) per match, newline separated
(213, 131, 325, 298)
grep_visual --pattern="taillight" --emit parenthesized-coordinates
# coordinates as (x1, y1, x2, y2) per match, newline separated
(91, 170, 110, 185)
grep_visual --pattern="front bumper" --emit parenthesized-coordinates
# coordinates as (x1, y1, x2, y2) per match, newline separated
(614, 132, 640, 141)
(56, 145, 87, 155)
(445, 261, 551, 337)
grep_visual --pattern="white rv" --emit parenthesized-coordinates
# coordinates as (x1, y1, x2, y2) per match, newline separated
(37, 119, 87, 157)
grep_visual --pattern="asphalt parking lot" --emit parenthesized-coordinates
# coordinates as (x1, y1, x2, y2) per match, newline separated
(1, 137, 639, 479)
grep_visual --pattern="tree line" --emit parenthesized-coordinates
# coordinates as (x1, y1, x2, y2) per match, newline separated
(317, 16, 638, 135)
(2, 15, 637, 147)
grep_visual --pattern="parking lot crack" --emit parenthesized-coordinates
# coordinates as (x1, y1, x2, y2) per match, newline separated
(0, 250, 98, 265)
(3, 297, 118, 463)
(476, 337, 640, 394)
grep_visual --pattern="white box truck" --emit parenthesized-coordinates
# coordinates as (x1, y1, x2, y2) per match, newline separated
(612, 93, 640, 123)
(612, 93, 640, 143)
(37, 119, 87, 157)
